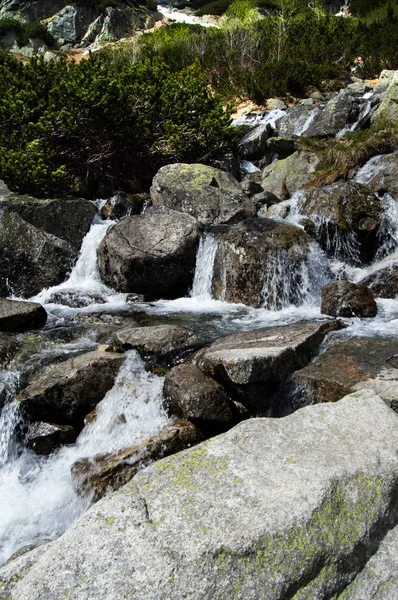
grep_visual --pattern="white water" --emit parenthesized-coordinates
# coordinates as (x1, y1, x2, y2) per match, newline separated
(233, 108, 286, 129)
(293, 107, 321, 136)
(157, 4, 219, 27)
(0, 351, 168, 564)
(191, 234, 219, 300)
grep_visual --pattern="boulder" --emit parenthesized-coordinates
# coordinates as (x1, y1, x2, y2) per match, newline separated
(303, 88, 359, 137)
(372, 71, 398, 124)
(0, 299, 47, 333)
(275, 104, 318, 136)
(27, 421, 77, 455)
(163, 363, 236, 435)
(354, 151, 398, 201)
(97, 206, 200, 298)
(71, 419, 203, 501)
(293, 337, 398, 412)
(238, 123, 273, 160)
(100, 192, 148, 220)
(0, 334, 19, 366)
(261, 150, 323, 199)
(359, 263, 398, 298)
(266, 136, 300, 156)
(321, 281, 377, 318)
(298, 181, 382, 264)
(47, 5, 96, 47)
(5, 391, 398, 599)
(150, 163, 248, 226)
(111, 324, 201, 365)
(0, 0, 65, 21)
(17, 351, 124, 426)
(210, 218, 312, 308)
(0, 211, 75, 298)
(195, 320, 342, 414)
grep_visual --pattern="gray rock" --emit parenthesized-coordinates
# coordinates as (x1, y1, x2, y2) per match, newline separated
(359, 263, 398, 298)
(195, 320, 342, 413)
(275, 104, 318, 137)
(163, 363, 236, 435)
(100, 192, 148, 220)
(261, 150, 323, 199)
(0, 0, 65, 21)
(150, 163, 248, 226)
(211, 218, 312, 308)
(304, 88, 359, 137)
(0, 298, 47, 333)
(372, 72, 398, 124)
(294, 337, 398, 412)
(238, 123, 273, 160)
(97, 206, 200, 298)
(354, 151, 398, 201)
(47, 5, 96, 47)
(27, 421, 77, 455)
(4, 391, 398, 599)
(0, 211, 75, 298)
(266, 136, 300, 156)
(321, 281, 377, 318)
(17, 351, 124, 426)
(266, 98, 287, 110)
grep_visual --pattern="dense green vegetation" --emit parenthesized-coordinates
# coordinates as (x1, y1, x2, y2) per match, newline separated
(0, 52, 236, 197)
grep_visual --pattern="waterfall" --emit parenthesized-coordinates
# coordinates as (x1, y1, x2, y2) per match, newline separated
(0, 351, 168, 564)
(293, 108, 321, 136)
(191, 234, 219, 300)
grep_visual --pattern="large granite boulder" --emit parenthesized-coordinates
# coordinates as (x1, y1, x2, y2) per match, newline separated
(261, 150, 324, 199)
(4, 391, 398, 599)
(97, 206, 200, 298)
(303, 88, 360, 137)
(321, 281, 377, 318)
(372, 71, 398, 124)
(17, 351, 124, 426)
(210, 218, 313, 308)
(354, 151, 398, 201)
(195, 320, 342, 414)
(71, 419, 203, 501)
(150, 163, 249, 226)
(163, 363, 237, 435)
(0, 210, 75, 298)
(298, 181, 382, 264)
(0, 298, 47, 332)
(238, 123, 274, 160)
(293, 337, 398, 412)
(275, 104, 319, 137)
(0, 0, 65, 21)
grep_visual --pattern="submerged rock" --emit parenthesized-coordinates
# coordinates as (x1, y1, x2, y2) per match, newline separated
(321, 281, 377, 318)
(71, 419, 203, 501)
(17, 351, 124, 426)
(210, 218, 312, 308)
(150, 163, 250, 226)
(294, 337, 398, 412)
(0, 298, 47, 333)
(4, 391, 398, 599)
(359, 263, 398, 299)
(97, 206, 200, 298)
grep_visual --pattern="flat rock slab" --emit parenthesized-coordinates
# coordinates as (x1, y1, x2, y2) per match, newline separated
(4, 390, 398, 599)
(294, 337, 398, 412)
(17, 351, 124, 425)
(0, 298, 47, 333)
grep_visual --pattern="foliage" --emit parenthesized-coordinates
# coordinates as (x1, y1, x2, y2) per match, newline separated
(0, 53, 236, 197)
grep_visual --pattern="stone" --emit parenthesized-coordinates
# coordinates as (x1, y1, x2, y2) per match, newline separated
(210, 218, 313, 308)
(321, 281, 377, 318)
(0, 0, 65, 21)
(150, 163, 248, 226)
(71, 419, 203, 501)
(100, 192, 148, 220)
(110, 324, 201, 364)
(47, 5, 96, 47)
(359, 263, 398, 298)
(266, 98, 287, 110)
(5, 391, 398, 599)
(293, 337, 398, 412)
(0, 211, 75, 298)
(238, 123, 274, 160)
(195, 320, 342, 414)
(298, 181, 382, 265)
(240, 179, 263, 197)
(27, 421, 77, 455)
(372, 71, 398, 124)
(0, 334, 19, 366)
(97, 206, 200, 298)
(17, 351, 124, 426)
(266, 136, 300, 156)
(354, 151, 398, 201)
(163, 363, 236, 435)
(0, 299, 47, 333)
(261, 150, 324, 199)
(275, 104, 318, 136)
(304, 88, 359, 137)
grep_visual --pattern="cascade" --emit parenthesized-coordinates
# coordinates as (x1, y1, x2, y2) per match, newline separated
(293, 107, 321, 136)
(190, 234, 219, 300)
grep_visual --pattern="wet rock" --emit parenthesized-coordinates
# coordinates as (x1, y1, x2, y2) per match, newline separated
(321, 281, 377, 318)
(238, 123, 274, 160)
(195, 320, 343, 414)
(299, 181, 382, 264)
(71, 419, 203, 501)
(27, 421, 77, 455)
(97, 206, 200, 298)
(359, 263, 398, 299)
(240, 179, 263, 197)
(0, 211, 75, 298)
(304, 88, 359, 137)
(6, 391, 398, 599)
(275, 104, 317, 137)
(294, 337, 398, 412)
(211, 218, 312, 308)
(0, 334, 19, 366)
(372, 71, 398, 124)
(251, 190, 281, 212)
(261, 150, 323, 199)
(0, 299, 47, 333)
(150, 163, 248, 226)
(100, 192, 148, 220)
(17, 351, 124, 426)
(266, 136, 300, 156)
(163, 363, 236, 435)
(111, 324, 201, 364)
(354, 151, 398, 201)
